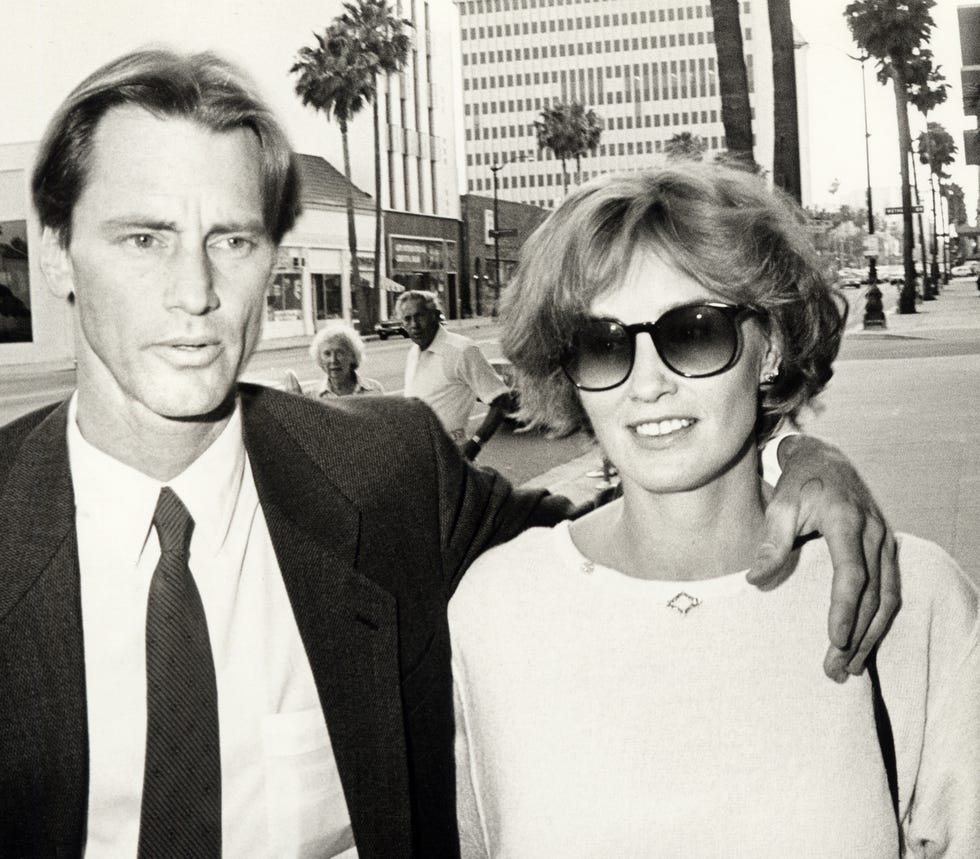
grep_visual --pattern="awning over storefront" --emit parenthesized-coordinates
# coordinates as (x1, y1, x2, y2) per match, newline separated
(381, 275, 405, 292)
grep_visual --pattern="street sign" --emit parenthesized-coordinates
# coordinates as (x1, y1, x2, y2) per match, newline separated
(862, 234, 880, 257)
(884, 205, 923, 214)
(489, 228, 517, 238)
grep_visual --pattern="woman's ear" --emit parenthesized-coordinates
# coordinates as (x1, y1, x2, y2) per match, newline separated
(39, 227, 76, 300)
(759, 332, 783, 385)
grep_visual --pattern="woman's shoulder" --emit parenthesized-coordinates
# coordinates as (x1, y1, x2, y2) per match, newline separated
(893, 532, 979, 619)
(450, 523, 570, 619)
(847, 533, 980, 685)
(799, 532, 977, 617)
(356, 374, 385, 394)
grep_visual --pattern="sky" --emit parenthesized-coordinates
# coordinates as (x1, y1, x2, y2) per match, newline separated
(2, 0, 977, 223)
(792, 0, 978, 218)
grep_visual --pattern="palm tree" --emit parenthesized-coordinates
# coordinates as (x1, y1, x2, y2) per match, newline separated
(918, 121, 957, 290)
(338, 0, 412, 310)
(908, 62, 948, 296)
(845, 0, 940, 314)
(292, 25, 374, 327)
(709, 0, 754, 167)
(664, 132, 708, 161)
(942, 181, 967, 226)
(573, 105, 603, 185)
(534, 101, 602, 195)
(768, 0, 801, 202)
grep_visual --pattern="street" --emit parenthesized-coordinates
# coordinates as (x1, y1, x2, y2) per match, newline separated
(0, 284, 885, 489)
(0, 319, 593, 488)
(3, 277, 978, 571)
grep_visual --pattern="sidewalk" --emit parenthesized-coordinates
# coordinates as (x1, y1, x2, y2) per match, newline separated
(533, 277, 980, 578)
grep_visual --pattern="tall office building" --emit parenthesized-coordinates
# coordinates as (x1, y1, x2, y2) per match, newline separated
(457, 0, 776, 207)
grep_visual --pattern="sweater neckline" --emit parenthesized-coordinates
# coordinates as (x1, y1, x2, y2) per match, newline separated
(554, 520, 754, 603)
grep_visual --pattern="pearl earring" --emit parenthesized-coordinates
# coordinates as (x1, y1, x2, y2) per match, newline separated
(760, 370, 778, 384)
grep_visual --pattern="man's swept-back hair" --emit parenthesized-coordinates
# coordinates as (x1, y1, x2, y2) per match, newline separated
(32, 47, 301, 247)
(502, 162, 847, 441)
(395, 290, 443, 316)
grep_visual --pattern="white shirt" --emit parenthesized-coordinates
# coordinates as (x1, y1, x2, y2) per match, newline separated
(451, 524, 980, 857)
(403, 326, 510, 441)
(68, 394, 357, 858)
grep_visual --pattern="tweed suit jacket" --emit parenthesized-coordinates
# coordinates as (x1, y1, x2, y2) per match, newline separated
(0, 383, 573, 858)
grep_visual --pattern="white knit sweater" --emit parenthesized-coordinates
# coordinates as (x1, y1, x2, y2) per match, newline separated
(450, 525, 980, 858)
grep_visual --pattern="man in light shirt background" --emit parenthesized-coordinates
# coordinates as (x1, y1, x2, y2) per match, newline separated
(398, 290, 514, 461)
(0, 47, 900, 859)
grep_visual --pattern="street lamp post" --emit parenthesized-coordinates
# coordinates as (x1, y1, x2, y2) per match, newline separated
(849, 54, 886, 328)
(488, 154, 525, 316)
(490, 161, 503, 316)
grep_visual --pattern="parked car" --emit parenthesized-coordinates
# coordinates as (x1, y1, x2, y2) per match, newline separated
(836, 267, 864, 288)
(374, 318, 409, 340)
(951, 262, 979, 278)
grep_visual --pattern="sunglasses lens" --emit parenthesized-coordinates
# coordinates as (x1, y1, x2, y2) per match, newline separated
(657, 305, 739, 377)
(566, 318, 633, 390)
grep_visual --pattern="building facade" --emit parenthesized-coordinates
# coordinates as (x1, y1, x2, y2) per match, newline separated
(459, 194, 548, 316)
(457, 0, 776, 208)
(0, 0, 470, 371)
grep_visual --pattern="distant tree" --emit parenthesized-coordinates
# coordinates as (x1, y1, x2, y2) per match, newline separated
(942, 181, 967, 225)
(535, 101, 603, 194)
(709, 0, 755, 167)
(664, 132, 708, 161)
(339, 0, 412, 309)
(917, 122, 957, 180)
(292, 25, 374, 328)
(768, 0, 801, 201)
(845, 0, 941, 314)
(573, 105, 603, 184)
(909, 63, 949, 295)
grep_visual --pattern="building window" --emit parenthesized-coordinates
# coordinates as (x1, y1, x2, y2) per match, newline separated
(312, 273, 343, 320)
(268, 270, 303, 322)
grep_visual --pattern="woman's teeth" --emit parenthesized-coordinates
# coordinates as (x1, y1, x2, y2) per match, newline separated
(634, 418, 693, 437)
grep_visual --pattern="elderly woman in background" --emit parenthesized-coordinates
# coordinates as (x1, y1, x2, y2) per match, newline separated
(450, 164, 980, 856)
(288, 320, 384, 398)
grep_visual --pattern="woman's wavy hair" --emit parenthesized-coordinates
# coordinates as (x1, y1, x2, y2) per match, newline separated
(309, 320, 366, 371)
(32, 47, 301, 248)
(501, 162, 847, 442)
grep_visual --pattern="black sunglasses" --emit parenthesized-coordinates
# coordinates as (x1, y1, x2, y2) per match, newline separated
(562, 302, 753, 392)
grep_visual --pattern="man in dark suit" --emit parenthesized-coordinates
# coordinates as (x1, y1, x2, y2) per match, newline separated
(1, 49, 897, 858)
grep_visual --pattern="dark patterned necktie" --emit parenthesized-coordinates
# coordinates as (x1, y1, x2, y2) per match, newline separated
(137, 487, 221, 858)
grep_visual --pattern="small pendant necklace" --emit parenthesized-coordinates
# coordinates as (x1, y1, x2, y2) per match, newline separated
(580, 560, 703, 615)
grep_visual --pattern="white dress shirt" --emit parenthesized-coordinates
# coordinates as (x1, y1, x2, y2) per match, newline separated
(67, 395, 357, 858)
(403, 326, 510, 441)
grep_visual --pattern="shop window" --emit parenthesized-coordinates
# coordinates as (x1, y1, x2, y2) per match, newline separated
(0, 218, 32, 343)
(268, 270, 303, 322)
(312, 273, 343, 320)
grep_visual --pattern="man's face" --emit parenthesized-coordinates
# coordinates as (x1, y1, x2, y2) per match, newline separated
(42, 105, 275, 435)
(400, 299, 440, 349)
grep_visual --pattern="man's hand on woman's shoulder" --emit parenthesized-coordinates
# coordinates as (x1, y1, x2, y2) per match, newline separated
(748, 434, 900, 683)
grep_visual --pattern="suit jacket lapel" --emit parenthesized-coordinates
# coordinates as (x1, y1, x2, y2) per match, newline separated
(241, 390, 413, 854)
(0, 401, 89, 850)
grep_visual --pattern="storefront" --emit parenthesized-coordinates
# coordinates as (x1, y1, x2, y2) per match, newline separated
(459, 194, 549, 318)
(383, 211, 461, 318)
(258, 154, 379, 344)
(0, 142, 74, 373)
(0, 147, 381, 368)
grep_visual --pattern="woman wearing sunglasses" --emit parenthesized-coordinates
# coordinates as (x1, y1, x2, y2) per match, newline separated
(450, 164, 979, 856)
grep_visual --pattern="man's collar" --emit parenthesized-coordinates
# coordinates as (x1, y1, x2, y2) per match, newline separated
(421, 325, 448, 354)
(67, 393, 246, 565)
